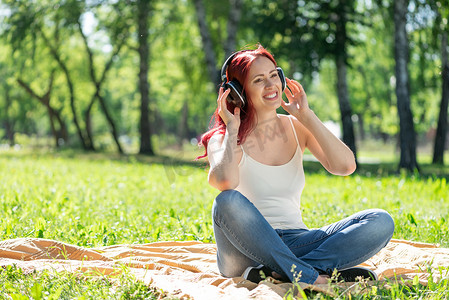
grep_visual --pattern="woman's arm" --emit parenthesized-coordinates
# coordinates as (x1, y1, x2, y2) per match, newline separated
(295, 111, 356, 175)
(281, 78, 356, 176)
(207, 129, 241, 190)
(207, 87, 243, 190)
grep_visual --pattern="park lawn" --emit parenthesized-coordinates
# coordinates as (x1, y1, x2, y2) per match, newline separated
(0, 149, 448, 299)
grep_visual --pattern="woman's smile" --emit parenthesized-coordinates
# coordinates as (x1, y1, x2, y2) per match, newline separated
(264, 91, 278, 100)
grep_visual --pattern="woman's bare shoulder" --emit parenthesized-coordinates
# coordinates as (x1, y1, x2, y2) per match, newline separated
(279, 114, 310, 149)
(278, 114, 302, 128)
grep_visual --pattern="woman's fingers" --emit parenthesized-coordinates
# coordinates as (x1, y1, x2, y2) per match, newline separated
(286, 78, 307, 103)
(217, 87, 241, 127)
(286, 78, 300, 94)
(234, 107, 240, 118)
(217, 86, 224, 99)
(218, 87, 230, 99)
(285, 83, 298, 103)
(297, 82, 305, 93)
(280, 99, 289, 109)
(283, 78, 309, 114)
(218, 88, 231, 108)
(284, 85, 294, 99)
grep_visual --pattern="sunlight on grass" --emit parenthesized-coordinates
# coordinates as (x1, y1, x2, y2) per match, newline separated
(0, 148, 448, 299)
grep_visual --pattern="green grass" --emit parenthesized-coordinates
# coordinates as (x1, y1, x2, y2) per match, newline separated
(0, 264, 174, 300)
(0, 148, 448, 299)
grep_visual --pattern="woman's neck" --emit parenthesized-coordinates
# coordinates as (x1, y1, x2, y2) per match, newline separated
(254, 110, 279, 129)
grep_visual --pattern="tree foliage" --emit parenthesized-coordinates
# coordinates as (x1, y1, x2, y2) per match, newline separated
(0, 0, 447, 168)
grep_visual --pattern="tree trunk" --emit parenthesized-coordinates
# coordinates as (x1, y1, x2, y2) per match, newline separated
(84, 100, 96, 150)
(224, 0, 243, 59)
(63, 53, 92, 149)
(47, 111, 59, 147)
(357, 114, 366, 141)
(335, 6, 358, 162)
(53, 107, 68, 145)
(3, 84, 15, 145)
(40, 30, 91, 150)
(192, 0, 220, 88)
(394, 0, 419, 171)
(17, 77, 68, 148)
(357, 66, 370, 141)
(433, 31, 449, 164)
(178, 101, 189, 146)
(137, 0, 154, 155)
(78, 22, 125, 154)
(336, 56, 357, 160)
(97, 91, 124, 154)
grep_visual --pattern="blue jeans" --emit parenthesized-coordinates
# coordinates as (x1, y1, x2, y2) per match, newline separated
(212, 190, 394, 284)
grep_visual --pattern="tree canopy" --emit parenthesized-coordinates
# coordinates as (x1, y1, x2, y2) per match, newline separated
(0, 0, 447, 170)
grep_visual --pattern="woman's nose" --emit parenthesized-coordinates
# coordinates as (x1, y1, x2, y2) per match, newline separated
(265, 78, 276, 88)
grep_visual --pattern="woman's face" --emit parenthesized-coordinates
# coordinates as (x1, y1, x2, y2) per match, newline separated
(245, 56, 283, 113)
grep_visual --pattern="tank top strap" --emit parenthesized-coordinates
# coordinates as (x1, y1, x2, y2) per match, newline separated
(288, 117, 300, 147)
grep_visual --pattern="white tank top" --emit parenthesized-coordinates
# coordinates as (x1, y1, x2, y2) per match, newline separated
(235, 117, 308, 230)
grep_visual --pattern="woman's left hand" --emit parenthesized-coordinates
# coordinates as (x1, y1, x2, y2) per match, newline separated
(282, 79, 357, 175)
(281, 78, 310, 118)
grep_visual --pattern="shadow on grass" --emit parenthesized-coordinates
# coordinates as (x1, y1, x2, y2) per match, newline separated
(2, 148, 448, 180)
(356, 161, 449, 180)
(0, 147, 208, 168)
(296, 160, 449, 180)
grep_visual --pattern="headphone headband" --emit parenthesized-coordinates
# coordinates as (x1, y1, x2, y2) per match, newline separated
(220, 51, 244, 83)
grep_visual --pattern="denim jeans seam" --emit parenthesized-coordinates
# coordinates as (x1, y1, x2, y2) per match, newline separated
(288, 230, 339, 250)
(215, 216, 314, 280)
(333, 251, 375, 271)
(215, 217, 266, 265)
(335, 231, 393, 270)
(288, 218, 360, 250)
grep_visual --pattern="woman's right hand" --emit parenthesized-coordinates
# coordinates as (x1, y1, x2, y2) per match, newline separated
(217, 87, 241, 133)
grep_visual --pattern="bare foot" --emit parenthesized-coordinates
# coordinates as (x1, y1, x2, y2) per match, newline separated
(313, 275, 330, 284)
(271, 271, 283, 280)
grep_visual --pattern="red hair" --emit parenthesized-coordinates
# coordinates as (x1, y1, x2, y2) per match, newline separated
(197, 44, 278, 160)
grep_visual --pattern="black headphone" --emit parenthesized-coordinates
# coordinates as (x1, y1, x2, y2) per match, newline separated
(220, 51, 287, 108)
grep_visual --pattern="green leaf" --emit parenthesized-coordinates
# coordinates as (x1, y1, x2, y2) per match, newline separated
(30, 282, 43, 300)
(413, 275, 420, 286)
(407, 213, 418, 226)
(48, 286, 64, 300)
(10, 294, 28, 300)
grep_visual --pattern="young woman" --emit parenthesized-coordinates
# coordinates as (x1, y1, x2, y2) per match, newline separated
(199, 45, 394, 285)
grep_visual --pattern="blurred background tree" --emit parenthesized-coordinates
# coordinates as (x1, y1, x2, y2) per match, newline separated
(430, 0, 449, 165)
(0, 0, 447, 172)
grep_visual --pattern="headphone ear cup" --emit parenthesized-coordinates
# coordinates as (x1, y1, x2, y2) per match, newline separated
(225, 80, 246, 108)
(277, 67, 286, 91)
